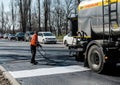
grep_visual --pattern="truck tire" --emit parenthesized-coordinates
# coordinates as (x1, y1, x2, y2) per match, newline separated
(88, 45, 105, 73)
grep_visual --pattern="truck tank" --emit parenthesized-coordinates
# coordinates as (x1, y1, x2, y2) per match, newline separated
(78, 0, 120, 39)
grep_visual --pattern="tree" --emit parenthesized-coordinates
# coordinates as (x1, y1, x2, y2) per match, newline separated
(10, 0, 16, 33)
(53, 0, 66, 36)
(4, 14, 11, 33)
(37, 0, 41, 31)
(28, 0, 32, 31)
(17, 0, 32, 32)
(64, 0, 75, 34)
(43, 0, 49, 31)
(78, 0, 81, 4)
(0, 2, 4, 33)
(47, 0, 51, 32)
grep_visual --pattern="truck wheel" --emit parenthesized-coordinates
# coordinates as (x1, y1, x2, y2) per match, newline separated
(88, 45, 105, 73)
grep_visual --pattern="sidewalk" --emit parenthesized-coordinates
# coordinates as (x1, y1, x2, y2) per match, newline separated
(0, 65, 20, 85)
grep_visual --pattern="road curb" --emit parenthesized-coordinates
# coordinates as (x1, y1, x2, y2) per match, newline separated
(0, 65, 20, 85)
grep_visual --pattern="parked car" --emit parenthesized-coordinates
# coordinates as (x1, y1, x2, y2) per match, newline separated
(0, 33, 3, 38)
(24, 31, 34, 41)
(63, 32, 76, 46)
(38, 32, 57, 44)
(3, 33, 9, 39)
(15, 32, 25, 41)
(8, 34, 16, 40)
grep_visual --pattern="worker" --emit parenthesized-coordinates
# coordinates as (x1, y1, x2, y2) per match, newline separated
(30, 31, 39, 65)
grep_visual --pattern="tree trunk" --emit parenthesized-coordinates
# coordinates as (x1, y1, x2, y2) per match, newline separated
(44, 0, 48, 31)
(38, 0, 41, 31)
(28, 0, 32, 31)
(78, 0, 80, 4)
(18, 0, 31, 32)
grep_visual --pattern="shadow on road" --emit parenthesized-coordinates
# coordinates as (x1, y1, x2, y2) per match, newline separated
(0, 54, 30, 64)
(37, 54, 78, 66)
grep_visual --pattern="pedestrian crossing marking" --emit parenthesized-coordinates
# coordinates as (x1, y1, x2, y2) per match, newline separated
(9, 65, 90, 78)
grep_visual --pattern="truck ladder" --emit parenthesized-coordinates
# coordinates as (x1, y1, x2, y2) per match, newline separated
(102, 0, 118, 41)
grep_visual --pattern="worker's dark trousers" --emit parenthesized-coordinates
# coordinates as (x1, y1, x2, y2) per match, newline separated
(31, 45, 36, 63)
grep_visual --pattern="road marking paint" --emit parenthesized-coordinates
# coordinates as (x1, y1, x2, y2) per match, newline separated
(9, 65, 90, 78)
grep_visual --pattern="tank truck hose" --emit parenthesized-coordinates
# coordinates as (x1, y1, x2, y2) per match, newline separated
(37, 45, 69, 63)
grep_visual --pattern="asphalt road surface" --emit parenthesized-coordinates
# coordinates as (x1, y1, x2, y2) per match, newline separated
(0, 39, 120, 85)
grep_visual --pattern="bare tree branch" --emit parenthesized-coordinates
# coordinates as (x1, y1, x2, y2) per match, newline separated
(17, 0, 32, 32)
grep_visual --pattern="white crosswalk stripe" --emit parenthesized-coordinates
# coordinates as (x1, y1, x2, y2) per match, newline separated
(9, 65, 90, 78)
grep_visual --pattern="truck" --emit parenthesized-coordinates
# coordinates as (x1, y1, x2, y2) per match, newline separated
(69, 0, 120, 73)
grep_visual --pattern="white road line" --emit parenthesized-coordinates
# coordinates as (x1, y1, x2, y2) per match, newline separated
(9, 65, 90, 78)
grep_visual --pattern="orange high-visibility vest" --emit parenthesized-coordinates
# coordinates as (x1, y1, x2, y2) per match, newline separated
(30, 34, 38, 46)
